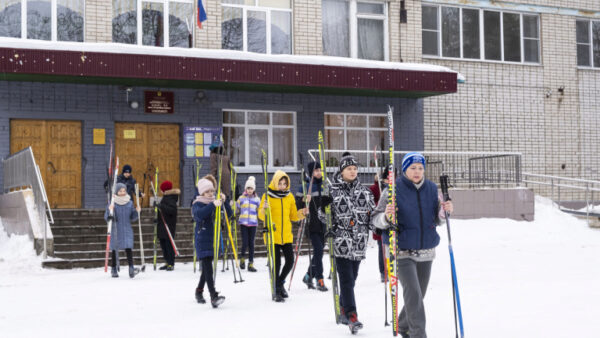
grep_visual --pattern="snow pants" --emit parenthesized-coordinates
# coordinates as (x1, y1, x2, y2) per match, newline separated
(397, 258, 433, 338)
(307, 231, 325, 280)
(159, 238, 175, 266)
(240, 225, 257, 262)
(275, 243, 294, 289)
(336, 257, 361, 315)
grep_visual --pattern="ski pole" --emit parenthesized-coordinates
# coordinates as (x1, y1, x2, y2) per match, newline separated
(135, 184, 146, 272)
(440, 175, 465, 338)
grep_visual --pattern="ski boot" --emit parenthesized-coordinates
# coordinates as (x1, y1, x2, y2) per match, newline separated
(111, 266, 119, 278)
(211, 292, 225, 308)
(240, 258, 246, 270)
(347, 312, 363, 334)
(159, 264, 168, 270)
(302, 273, 315, 289)
(278, 287, 289, 299)
(247, 262, 257, 272)
(129, 266, 140, 278)
(166, 265, 174, 271)
(316, 279, 328, 292)
(195, 288, 206, 304)
(273, 293, 285, 303)
(339, 307, 349, 325)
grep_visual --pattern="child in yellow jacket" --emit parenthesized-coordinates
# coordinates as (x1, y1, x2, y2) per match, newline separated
(258, 170, 304, 302)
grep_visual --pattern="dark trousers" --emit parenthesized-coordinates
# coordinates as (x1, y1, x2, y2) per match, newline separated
(336, 257, 361, 315)
(159, 238, 175, 266)
(275, 243, 294, 288)
(397, 259, 433, 338)
(198, 257, 216, 296)
(378, 238, 385, 275)
(240, 225, 257, 262)
(111, 248, 133, 268)
(307, 231, 325, 279)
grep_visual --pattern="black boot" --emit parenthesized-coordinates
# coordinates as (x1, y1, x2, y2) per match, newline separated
(347, 311, 363, 334)
(111, 266, 119, 278)
(316, 279, 328, 292)
(129, 265, 140, 278)
(195, 288, 206, 304)
(159, 264, 168, 270)
(211, 292, 225, 308)
(247, 262, 257, 272)
(302, 273, 315, 289)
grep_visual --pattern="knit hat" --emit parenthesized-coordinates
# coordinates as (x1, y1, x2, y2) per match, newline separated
(245, 176, 256, 190)
(115, 183, 127, 193)
(307, 161, 321, 177)
(160, 180, 173, 192)
(197, 178, 215, 196)
(401, 152, 426, 172)
(122, 164, 132, 174)
(339, 154, 358, 172)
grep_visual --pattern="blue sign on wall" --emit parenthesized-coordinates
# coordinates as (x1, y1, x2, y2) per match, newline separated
(183, 127, 222, 158)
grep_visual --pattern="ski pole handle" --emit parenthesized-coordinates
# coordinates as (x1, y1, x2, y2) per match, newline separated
(440, 175, 451, 202)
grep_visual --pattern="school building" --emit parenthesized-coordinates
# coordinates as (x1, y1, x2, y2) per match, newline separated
(1, 0, 599, 211)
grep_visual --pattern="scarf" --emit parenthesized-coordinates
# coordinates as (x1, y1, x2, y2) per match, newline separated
(193, 194, 215, 205)
(113, 194, 131, 206)
(268, 188, 290, 198)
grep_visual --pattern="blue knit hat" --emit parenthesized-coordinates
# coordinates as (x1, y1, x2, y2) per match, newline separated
(122, 164, 132, 173)
(401, 152, 426, 172)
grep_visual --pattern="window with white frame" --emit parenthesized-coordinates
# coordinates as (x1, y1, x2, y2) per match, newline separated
(112, 0, 194, 47)
(221, 0, 292, 55)
(322, 0, 388, 61)
(576, 19, 600, 68)
(324, 113, 387, 168)
(422, 5, 540, 64)
(223, 110, 296, 170)
(0, 0, 84, 42)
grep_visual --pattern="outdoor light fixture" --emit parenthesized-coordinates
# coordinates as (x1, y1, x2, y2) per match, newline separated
(194, 90, 207, 103)
(129, 100, 139, 109)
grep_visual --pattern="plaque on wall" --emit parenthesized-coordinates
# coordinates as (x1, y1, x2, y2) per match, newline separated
(145, 91, 174, 114)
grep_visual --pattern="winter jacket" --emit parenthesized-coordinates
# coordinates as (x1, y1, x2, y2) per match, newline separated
(157, 189, 180, 239)
(373, 175, 441, 250)
(192, 199, 233, 259)
(295, 177, 332, 234)
(210, 152, 232, 199)
(329, 172, 376, 261)
(104, 201, 139, 250)
(116, 174, 138, 201)
(258, 170, 303, 245)
(237, 193, 261, 227)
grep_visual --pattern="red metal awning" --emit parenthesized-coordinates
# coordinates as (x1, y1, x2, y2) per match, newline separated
(0, 46, 457, 98)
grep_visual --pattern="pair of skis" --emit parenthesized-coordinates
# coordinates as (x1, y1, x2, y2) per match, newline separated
(193, 159, 202, 273)
(104, 156, 120, 272)
(260, 149, 278, 300)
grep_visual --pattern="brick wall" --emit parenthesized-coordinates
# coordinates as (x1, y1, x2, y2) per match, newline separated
(84, 0, 111, 43)
(293, 0, 323, 55)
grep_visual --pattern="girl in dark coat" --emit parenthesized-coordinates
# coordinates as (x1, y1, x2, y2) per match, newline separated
(157, 180, 180, 271)
(192, 176, 232, 308)
(105, 183, 141, 278)
(373, 152, 453, 338)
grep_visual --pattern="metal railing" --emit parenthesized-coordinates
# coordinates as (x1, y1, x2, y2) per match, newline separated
(2, 147, 54, 258)
(523, 172, 600, 225)
(307, 149, 522, 188)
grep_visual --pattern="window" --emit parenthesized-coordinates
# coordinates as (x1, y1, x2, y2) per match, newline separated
(0, 0, 84, 41)
(112, 0, 194, 47)
(577, 19, 600, 68)
(221, 0, 292, 54)
(322, 0, 388, 61)
(324, 113, 387, 168)
(422, 5, 540, 64)
(223, 110, 296, 170)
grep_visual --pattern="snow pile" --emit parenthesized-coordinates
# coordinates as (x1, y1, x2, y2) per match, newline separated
(0, 217, 44, 276)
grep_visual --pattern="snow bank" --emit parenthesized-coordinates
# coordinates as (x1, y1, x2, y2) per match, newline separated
(0, 217, 43, 276)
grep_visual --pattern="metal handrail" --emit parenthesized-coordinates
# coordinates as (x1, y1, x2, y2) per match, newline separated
(2, 147, 54, 258)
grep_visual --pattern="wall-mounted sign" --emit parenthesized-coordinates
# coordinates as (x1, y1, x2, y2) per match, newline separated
(93, 128, 105, 145)
(184, 127, 221, 158)
(145, 91, 174, 114)
(124, 130, 136, 139)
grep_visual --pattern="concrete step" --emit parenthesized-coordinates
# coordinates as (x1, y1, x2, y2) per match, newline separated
(51, 223, 197, 236)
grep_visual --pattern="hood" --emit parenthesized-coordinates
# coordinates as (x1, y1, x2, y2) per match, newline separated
(268, 170, 290, 191)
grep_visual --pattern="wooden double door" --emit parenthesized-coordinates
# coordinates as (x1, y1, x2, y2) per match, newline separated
(10, 120, 82, 209)
(115, 123, 180, 207)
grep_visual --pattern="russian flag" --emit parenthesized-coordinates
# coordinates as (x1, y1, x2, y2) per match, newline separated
(197, 0, 207, 29)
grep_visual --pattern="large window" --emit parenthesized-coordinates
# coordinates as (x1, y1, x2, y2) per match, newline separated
(0, 0, 84, 41)
(221, 0, 292, 54)
(324, 113, 387, 169)
(422, 5, 540, 64)
(577, 19, 600, 68)
(322, 0, 388, 61)
(112, 0, 194, 47)
(223, 110, 296, 170)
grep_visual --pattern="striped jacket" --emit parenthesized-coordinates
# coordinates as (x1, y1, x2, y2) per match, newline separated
(236, 193, 261, 227)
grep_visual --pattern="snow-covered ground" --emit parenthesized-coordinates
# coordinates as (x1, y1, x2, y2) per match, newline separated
(1, 196, 599, 338)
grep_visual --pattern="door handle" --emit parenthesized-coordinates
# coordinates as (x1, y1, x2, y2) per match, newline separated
(48, 161, 57, 174)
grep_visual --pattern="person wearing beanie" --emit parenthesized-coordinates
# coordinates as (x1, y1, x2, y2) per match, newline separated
(235, 176, 261, 272)
(258, 170, 305, 302)
(117, 164, 143, 201)
(327, 153, 375, 333)
(192, 177, 232, 308)
(295, 161, 332, 291)
(156, 180, 180, 271)
(104, 182, 141, 278)
(372, 152, 453, 338)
